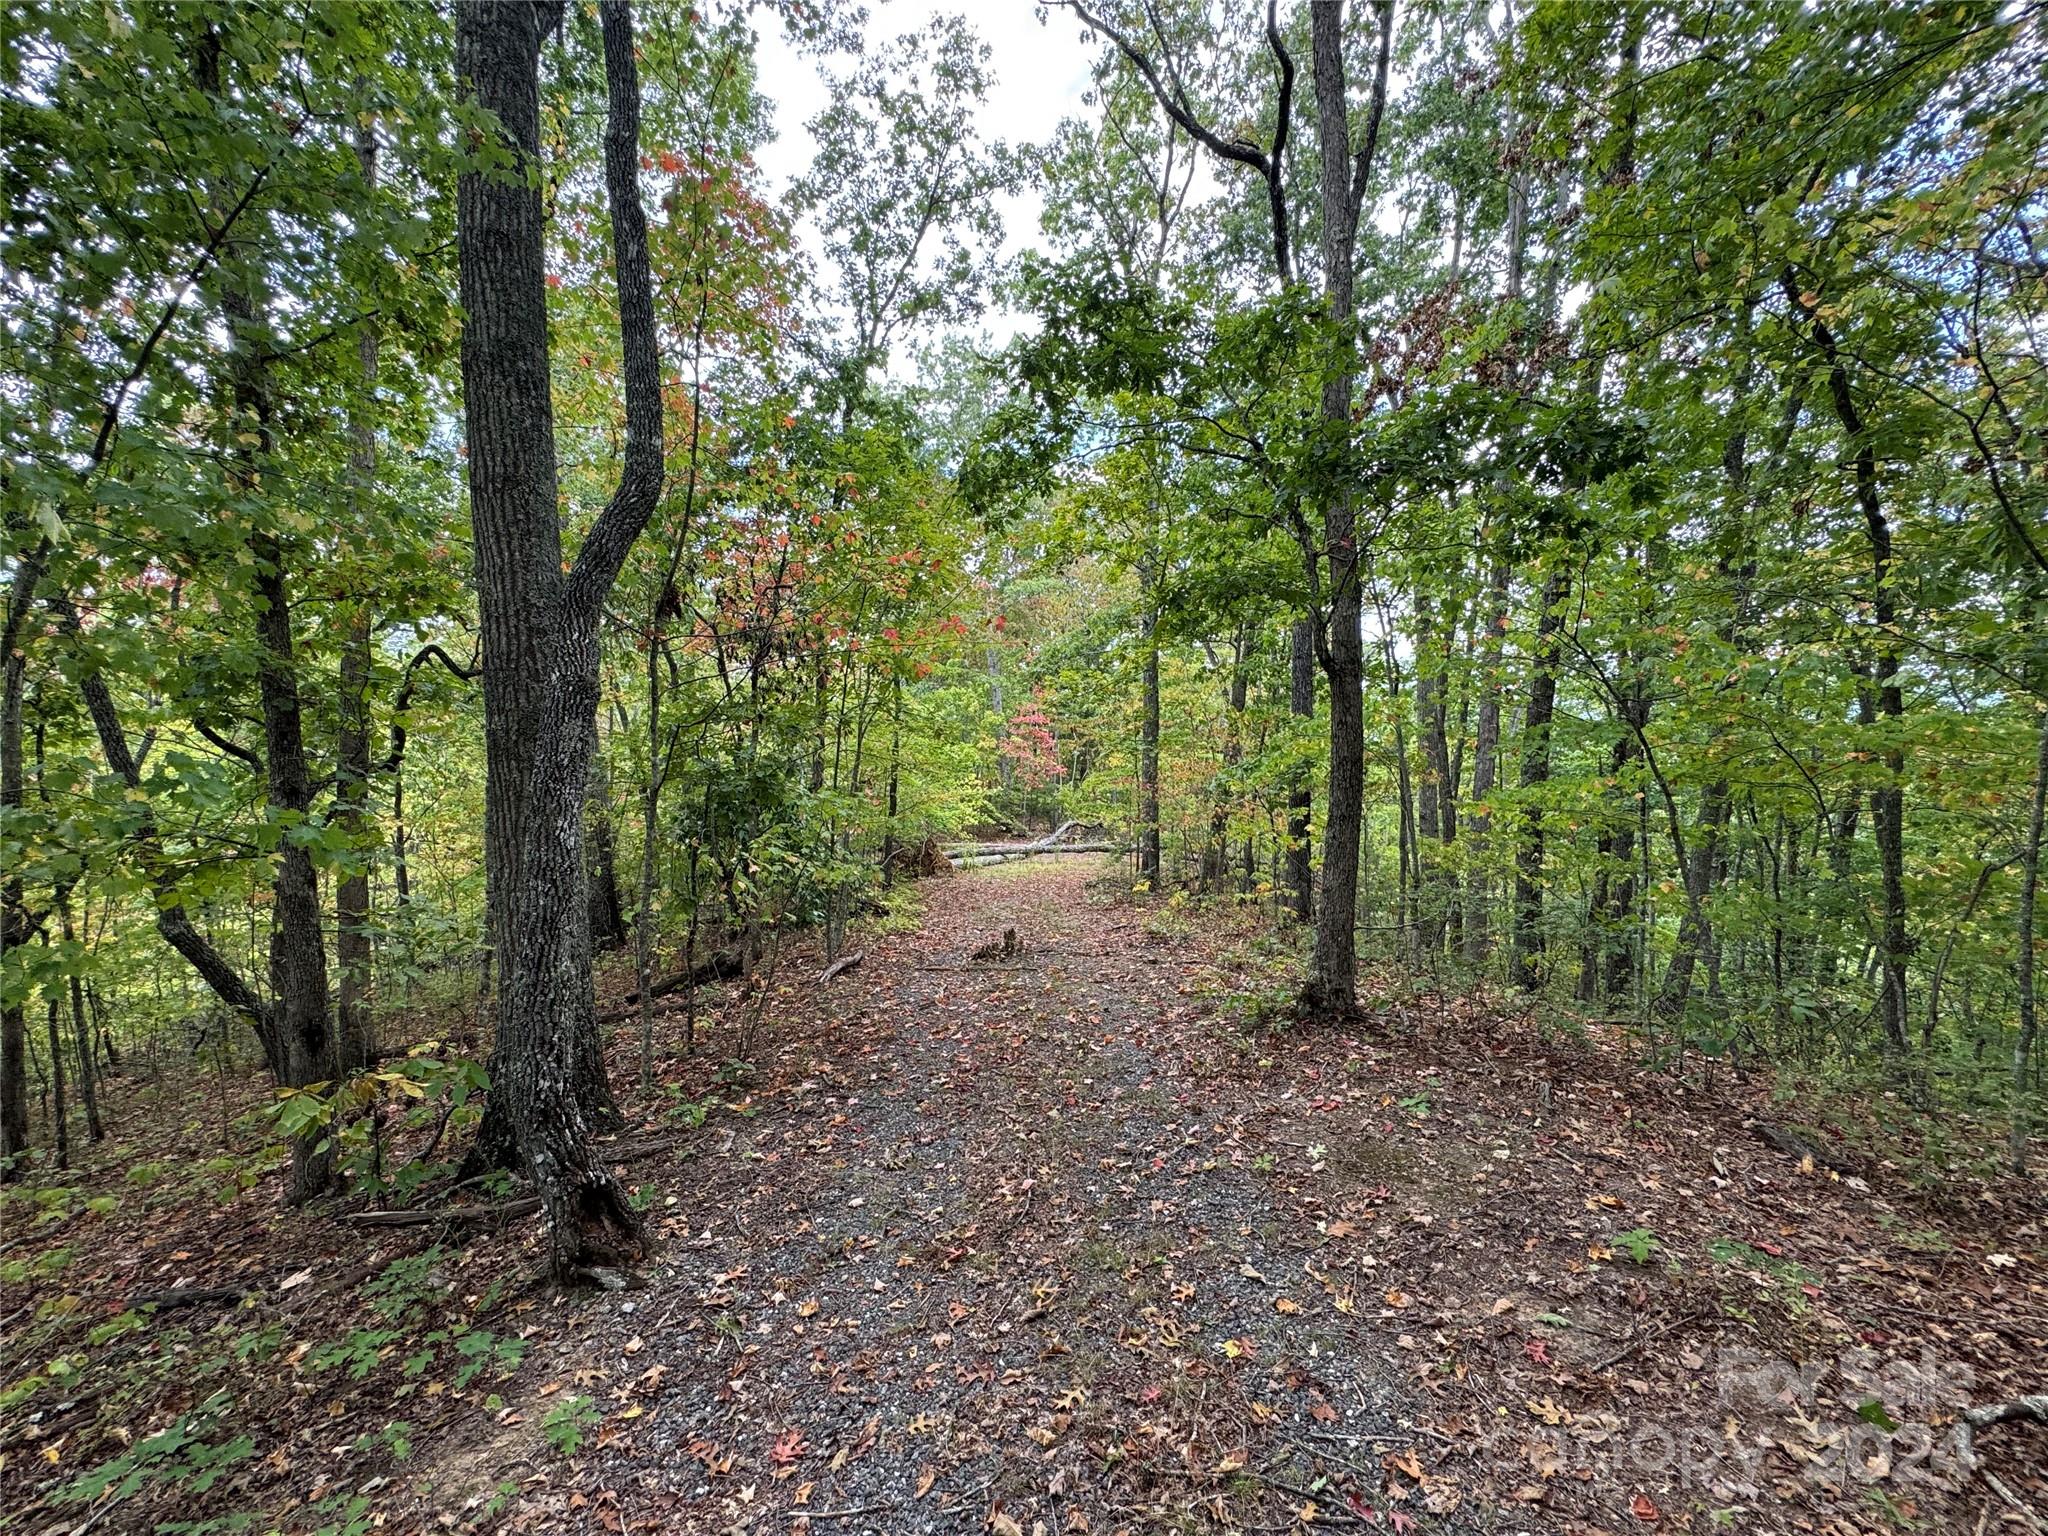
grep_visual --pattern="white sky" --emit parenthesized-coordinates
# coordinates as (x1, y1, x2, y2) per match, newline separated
(749, 1, 1105, 350)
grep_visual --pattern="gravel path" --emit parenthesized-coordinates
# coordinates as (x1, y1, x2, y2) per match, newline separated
(545, 860, 1507, 1535)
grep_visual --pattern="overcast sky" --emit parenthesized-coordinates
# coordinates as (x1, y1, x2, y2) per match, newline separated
(748, 2, 1105, 351)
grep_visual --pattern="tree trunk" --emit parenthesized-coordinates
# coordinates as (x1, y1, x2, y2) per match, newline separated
(1463, 559, 1507, 964)
(1789, 278, 1912, 1067)
(456, 0, 662, 1277)
(225, 300, 336, 1202)
(586, 753, 628, 953)
(60, 897, 103, 1142)
(1137, 581, 1161, 886)
(44, 992, 67, 1170)
(1511, 567, 1569, 991)
(1656, 780, 1730, 1016)
(458, 0, 623, 1178)
(334, 113, 382, 1078)
(0, 551, 36, 1178)
(2011, 703, 2048, 1174)
(1301, 0, 1393, 1024)
(1286, 618, 1314, 922)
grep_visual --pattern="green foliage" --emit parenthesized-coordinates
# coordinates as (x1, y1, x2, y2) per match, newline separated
(52, 1390, 254, 1510)
(541, 1394, 601, 1457)
(1609, 1228, 1663, 1265)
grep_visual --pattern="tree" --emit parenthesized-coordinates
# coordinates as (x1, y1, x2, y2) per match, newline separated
(455, 0, 662, 1277)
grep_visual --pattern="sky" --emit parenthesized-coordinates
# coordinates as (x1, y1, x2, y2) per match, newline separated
(748, 1, 1106, 351)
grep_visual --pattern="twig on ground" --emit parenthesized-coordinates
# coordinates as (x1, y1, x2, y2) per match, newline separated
(1957, 1395, 2048, 1532)
(817, 950, 864, 985)
(1591, 1310, 1712, 1373)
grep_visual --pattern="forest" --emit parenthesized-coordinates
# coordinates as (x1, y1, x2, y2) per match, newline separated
(2, 1, 2045, 1533)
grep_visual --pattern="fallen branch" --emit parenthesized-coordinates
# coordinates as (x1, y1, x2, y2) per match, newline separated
(817, 950, 864, 985)
(340, 1197, 542, 1228)
(1958, 1394, 2048, 1531)
(340, 1138, 681, 1228)
(130, 1285, 252, 1310)
(611, 949, 743, 1008)
(1590, 1310, 1715, 1373)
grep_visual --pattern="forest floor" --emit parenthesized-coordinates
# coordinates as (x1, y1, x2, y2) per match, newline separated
(3, 857, 2044, 1536)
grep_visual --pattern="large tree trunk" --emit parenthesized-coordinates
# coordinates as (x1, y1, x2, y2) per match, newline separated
(457, 0, 662, 1277)
(458, 0, 621, 1177)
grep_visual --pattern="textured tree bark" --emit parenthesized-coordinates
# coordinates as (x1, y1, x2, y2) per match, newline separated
(1510, 567, 1569, 991)
(457, 0, 619, 1177)
(457, 0, 662, 1277)
(1301, 0, 1393, 1025)
(462, 1, 571, 1004)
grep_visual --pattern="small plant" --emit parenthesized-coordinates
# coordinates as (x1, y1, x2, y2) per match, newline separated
(716, 1057, 755, 1087)
(362, 1247, 449, 1325)
(663, 1084, 718, 1128)
(1610, 1227, 1662, 1264)
(52, 1390, 254, 1510)
(310, 1328, 401, 1381)
(541, 1393, 601, 1456)
(350, 1419, 414, 1462)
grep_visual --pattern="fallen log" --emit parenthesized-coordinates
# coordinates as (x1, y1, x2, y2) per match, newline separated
(952, 843, 1114, 868)
(599, 949, 745, 1024)
(818, 950, 864, 984)
(947, 820, 1085, 860)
